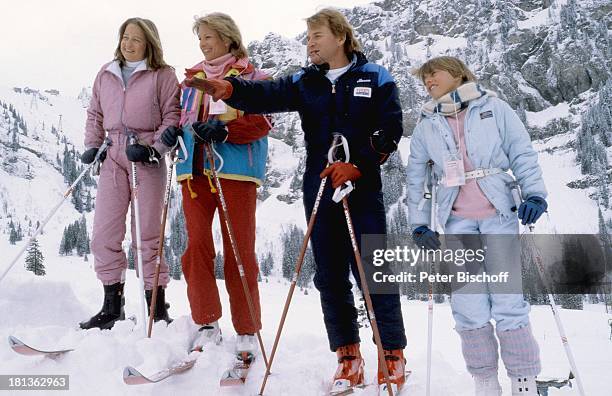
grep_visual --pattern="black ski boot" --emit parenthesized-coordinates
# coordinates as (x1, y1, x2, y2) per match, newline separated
(145, 286, 172, 324)
(79, 282, 125, 330)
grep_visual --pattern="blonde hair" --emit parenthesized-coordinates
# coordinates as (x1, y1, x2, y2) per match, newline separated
(115, 18, 168, 70)
(413, 56, 476, 83)
(306, 8, 362, 55)
(192, 13, 248, 59)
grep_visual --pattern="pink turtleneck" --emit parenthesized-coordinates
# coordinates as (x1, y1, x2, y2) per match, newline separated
(447, 110, 497, 220)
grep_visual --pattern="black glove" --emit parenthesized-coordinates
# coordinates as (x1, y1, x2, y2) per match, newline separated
(160, 126, 183, 147)
(192, 120, 228, 143)
(412, 226, 441, 250)
(125, 144, 161, 164)
(81, 147, 106, 164)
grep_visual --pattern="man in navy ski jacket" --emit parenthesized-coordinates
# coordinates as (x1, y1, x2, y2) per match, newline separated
(185, 8, 407, 392)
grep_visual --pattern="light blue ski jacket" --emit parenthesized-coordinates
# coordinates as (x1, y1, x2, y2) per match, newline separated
(407, 94, 547, 230)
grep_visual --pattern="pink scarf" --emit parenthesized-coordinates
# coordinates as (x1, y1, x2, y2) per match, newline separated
(202, 53, 237, 79)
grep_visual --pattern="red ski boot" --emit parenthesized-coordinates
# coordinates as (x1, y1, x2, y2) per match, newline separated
(330, 343, 365, 395)
(378, 349, 407, 395)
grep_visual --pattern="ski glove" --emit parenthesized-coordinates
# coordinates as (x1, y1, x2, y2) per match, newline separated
(518, 196, 547, 225)
(192, 120, 228, 144)
(160, 126, 183, 147)
(184, 77, 233, 102)
(126, 144, 161, 164)
(370, 130, 398, 164)
(320, 162, 362, 189)
(81, 147, 106, 164)
(412, 226, 441, 250)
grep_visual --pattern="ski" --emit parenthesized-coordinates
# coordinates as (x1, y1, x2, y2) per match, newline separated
(536, 372, 574, 396)
(123, 354, 199, 385)
(9, 316, 137, 359)
(8, 336, 74, 358)
(328, 370, 412, 396)
(219, 351, 255, 386)
(377, 370, 412, 396)
(330, 380, 368, 396)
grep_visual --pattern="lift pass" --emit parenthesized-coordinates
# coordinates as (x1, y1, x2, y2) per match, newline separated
(208, 96, 227, 115)
(443, 152, 466, 187)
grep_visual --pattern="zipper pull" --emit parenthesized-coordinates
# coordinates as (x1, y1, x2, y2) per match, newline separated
(331, 84, 336, 94)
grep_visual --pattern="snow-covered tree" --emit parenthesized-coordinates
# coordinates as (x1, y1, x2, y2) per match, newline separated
(25, 238, 45, 276)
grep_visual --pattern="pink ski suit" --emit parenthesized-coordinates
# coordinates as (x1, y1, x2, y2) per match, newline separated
(84, 60, 180, 289)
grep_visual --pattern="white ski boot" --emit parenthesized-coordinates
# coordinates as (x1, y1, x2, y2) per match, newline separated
(190, 321, 222, 351)
(474, 374, 503, 396)
(511, 376, 538, 395)
(235, 334, 257, 355)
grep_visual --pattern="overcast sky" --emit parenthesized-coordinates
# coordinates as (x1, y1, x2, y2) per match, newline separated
(0, 0, 373, 96)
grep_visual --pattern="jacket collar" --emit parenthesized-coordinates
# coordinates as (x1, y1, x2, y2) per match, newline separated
(105, 59, 149, 82)
(421, 94, 491, 120)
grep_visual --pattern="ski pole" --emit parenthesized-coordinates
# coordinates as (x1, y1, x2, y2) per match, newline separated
(147, 136, 188, 337)
(340, 196, 393, 396)
(1, 138, 112, 285)
(511, 189, 586, 396)
(425, 160, 437, 396)
(127, 134, 148, 338)
(201, 139, 269, 368)
(259, 163, 330, 395)
(524, 226, 586, 396)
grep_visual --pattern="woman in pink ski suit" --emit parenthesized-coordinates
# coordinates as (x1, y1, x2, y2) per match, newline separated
(79, 17, 180, 330)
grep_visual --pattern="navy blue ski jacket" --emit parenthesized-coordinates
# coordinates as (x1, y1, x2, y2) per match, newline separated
(224, 51, 403, 192)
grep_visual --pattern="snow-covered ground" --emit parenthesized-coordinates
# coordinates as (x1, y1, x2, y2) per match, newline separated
(1, 251, 611, 395)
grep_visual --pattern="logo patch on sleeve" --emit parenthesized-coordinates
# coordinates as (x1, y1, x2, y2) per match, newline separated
(480, 110, 493, 119)
(354, 87, 372, 98)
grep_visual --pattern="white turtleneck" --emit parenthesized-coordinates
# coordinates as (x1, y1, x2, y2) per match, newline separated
(121, 59, 145, 85)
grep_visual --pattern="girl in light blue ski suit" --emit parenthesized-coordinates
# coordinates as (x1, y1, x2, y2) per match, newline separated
(407, 56, 548, 396)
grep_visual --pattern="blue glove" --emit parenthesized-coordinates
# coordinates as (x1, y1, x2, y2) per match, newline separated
(518, 196, 547, 225)
(412, 226, 441, 250)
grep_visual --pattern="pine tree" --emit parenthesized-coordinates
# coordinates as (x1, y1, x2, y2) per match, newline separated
(281, 225, 301, 280)
(260, 251, 274, 277)
(71, 184, 83, 213)
(25, 238, 45, 276)
(8, 220, 18, 245)
(58, 226, 69, 255)
(76, 216, 90, 256)
(382, 153, 406, 208)
(128, 246, 135, 270)
(297, 247, 315, 288)
(164, 241, 182, 280)
(84, 191, 93, 212)
(16, 223, 23, 241)
(214, 251, 225, 279)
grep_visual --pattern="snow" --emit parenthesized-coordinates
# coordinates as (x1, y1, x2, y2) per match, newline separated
(517, 7, 550, 30)
(526, 103, 570, 129)
(1, 258, 610, 395)
(404, 35, 468, 62)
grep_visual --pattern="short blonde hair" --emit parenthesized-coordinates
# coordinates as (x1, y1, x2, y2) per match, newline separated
(115, 18, 168, 70)
(413, 56, 476, 83)
(306, 8, 362, 55)
(192, 13, 248, 59)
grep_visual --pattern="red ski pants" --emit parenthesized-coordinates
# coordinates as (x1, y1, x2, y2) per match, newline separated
(181, 175, 261, 334)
